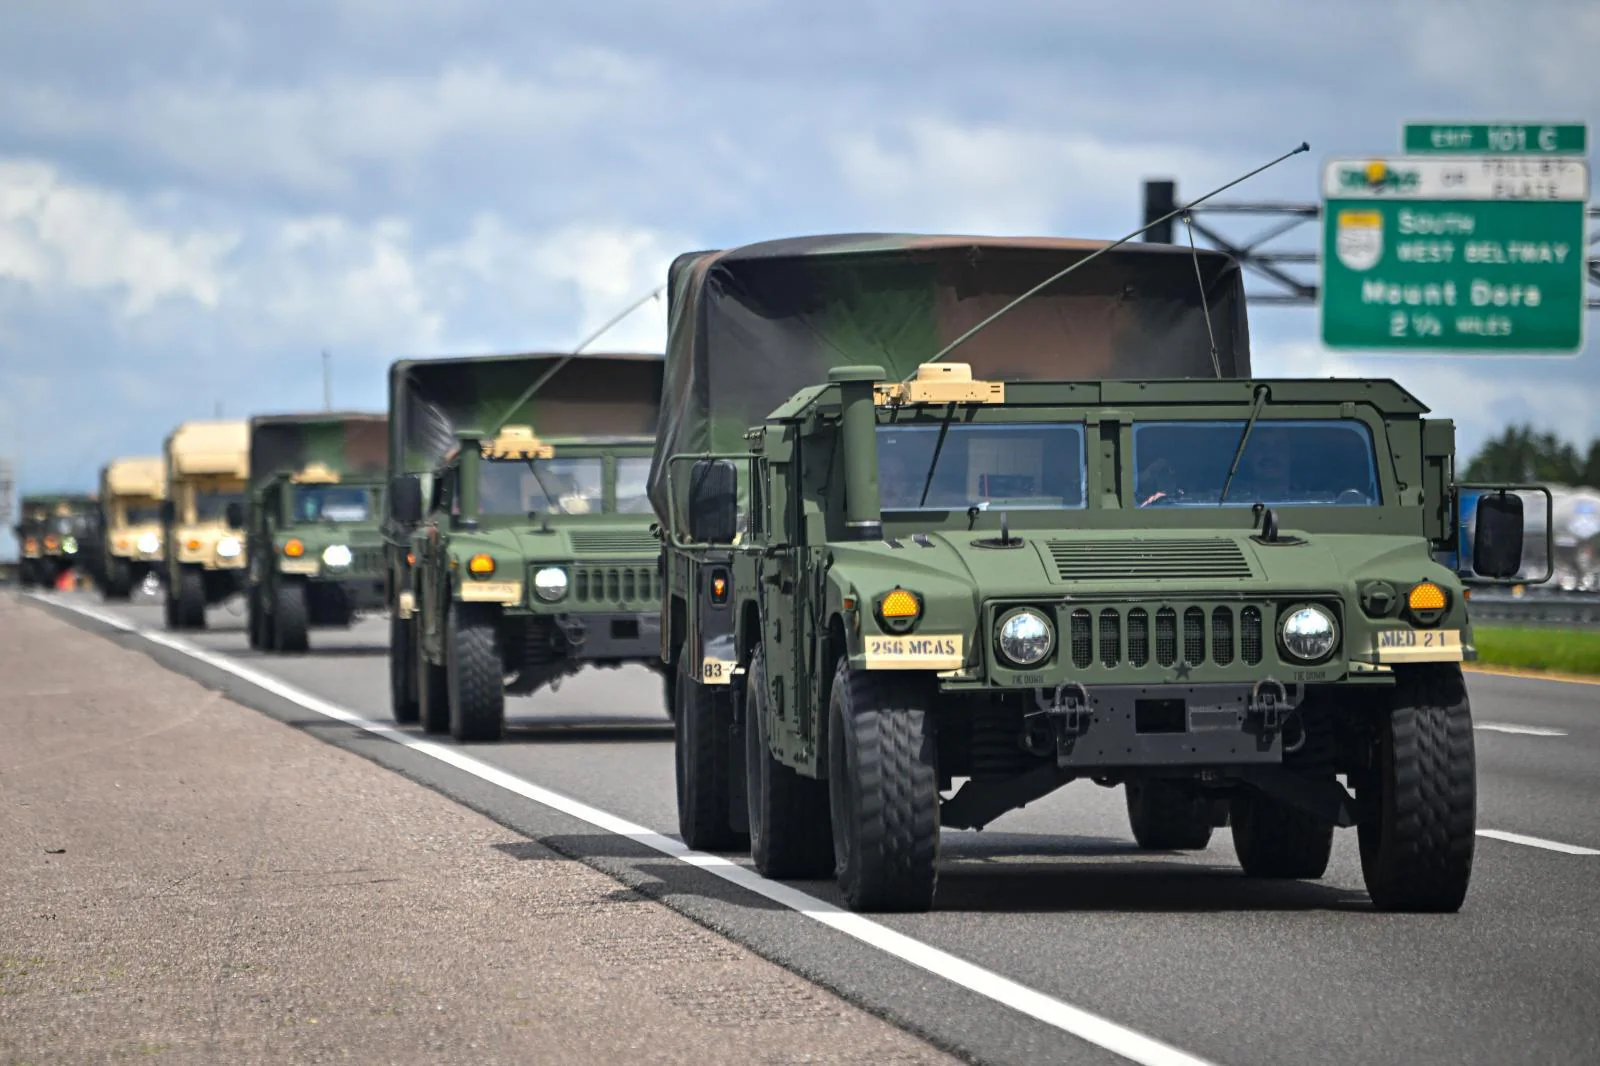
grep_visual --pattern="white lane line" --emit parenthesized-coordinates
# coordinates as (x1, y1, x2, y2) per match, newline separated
(34, 593, 1221, 1066)
(1475, 830, 1600, 856)
(1475, 723, 1570, 737)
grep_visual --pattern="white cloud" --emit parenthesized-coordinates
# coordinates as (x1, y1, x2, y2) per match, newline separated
(0, 159, 236, 314)
(834, 117, 1231, 235)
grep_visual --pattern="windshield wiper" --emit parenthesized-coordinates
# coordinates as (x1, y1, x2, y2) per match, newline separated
(916, 404, 958, 508)
(1218, 385, 1270, 505)
(523, 460, 565, 514)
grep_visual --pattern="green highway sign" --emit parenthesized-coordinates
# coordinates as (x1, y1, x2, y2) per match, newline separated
(1320, 156, 1590, 354)
(1404, 122, 1587, 155)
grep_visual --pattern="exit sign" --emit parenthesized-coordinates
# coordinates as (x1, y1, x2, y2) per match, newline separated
(1404, 122, 1587, 155)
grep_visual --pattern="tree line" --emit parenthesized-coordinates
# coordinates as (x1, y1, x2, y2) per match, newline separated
(1464, 425, 1600, 489)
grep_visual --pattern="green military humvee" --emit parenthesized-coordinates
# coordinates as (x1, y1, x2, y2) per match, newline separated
(15, 493, 96, 589)
(652, 233, 1546, 915)
(384, 351, 669, 742)
(233, 412, 389, 653)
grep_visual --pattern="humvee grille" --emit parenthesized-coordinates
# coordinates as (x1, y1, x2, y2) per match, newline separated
(1053, 602, 1266, 672)
(569, 530, 661, 554)
(1046, 538, 1253, 581)
(571, 563, 658, 605)
(350, 547, 384, 574)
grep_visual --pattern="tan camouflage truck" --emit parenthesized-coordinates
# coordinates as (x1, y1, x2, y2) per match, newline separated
(95, 457, 167, 600)
(160, 420, 250, 629)
(14, 493, 96, 590)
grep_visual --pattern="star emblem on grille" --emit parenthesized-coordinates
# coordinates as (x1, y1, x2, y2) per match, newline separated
(1172, 660, 1193, 681)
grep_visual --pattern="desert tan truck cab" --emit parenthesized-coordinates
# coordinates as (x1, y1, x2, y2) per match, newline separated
(161, 420, 250, 629)
(95, 457, 167, 600)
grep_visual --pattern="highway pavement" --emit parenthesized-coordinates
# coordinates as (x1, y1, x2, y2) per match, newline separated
(25, 588, 1600, 1066)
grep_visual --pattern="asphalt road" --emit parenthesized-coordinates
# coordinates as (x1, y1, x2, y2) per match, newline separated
(29, 589, 1600, 1066)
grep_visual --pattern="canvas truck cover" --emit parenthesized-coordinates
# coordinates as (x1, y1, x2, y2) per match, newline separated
(166, 421, 250, 478)
(387, 351, 666, 477)
(102, 457, 166, 500)
(249, 412, 388, 492)
(649, 233, 1252, 520)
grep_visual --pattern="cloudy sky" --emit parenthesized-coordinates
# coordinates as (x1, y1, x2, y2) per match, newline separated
(2, 0, 1597, 554)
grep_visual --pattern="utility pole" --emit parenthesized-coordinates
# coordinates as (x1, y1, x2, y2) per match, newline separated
(322, 349, 331, 410)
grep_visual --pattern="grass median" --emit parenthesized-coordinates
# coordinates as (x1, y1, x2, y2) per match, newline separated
(1472, 626, 1600, 676)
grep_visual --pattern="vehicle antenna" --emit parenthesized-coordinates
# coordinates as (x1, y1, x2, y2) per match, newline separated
(487, 284, 667, 437)
(904, 140, 1310, 382)
(1181, 213, 1223, 379)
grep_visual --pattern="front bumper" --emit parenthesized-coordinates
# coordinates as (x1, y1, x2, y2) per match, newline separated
(549, 610, 662, 661)
(1027, 680, 1296, 769)
(313, 574, 387, 610)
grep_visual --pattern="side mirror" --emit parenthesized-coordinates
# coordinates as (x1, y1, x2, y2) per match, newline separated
(160, 500, 176, 525)
(224, 502, 245, 529)
(1471, 491, 1525, 580)
(389, 474, 423, 526)
(687, 459, 738, 544)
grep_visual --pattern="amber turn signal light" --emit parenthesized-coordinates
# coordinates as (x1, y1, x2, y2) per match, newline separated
(880, 588, 921, 618)
(1407, 581, 1447, 612)
(283, 539, 305, 557)
(468, 553, 495, 576)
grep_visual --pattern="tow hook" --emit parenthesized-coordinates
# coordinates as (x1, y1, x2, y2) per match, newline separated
(556, 614, 588, 648)
(1031, 681, 1093, 738)
(1249, 677, 1288, 735)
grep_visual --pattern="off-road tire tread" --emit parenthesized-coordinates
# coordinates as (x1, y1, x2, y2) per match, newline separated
(273, 581, 310, 653)
(417, 622, 451, 735)
(389, 613, 420, 724)
(1232, 699, 1335, 877)
(1359, 664, 1475, 912)
(676, 657, 747, 851)
(1126, 781, 1215, 850)
(746, 647, 834, 878)
(831, 660, 939, 913)
(447, 603, 505, 742)
(177, 567, 206, 630)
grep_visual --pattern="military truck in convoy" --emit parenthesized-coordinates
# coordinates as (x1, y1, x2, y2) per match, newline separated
(94, 457, 166, 599)
(652, 233, 1545, 915)
(384, 352, 668, 742)
(14, 493, 96, 589)
(160, 420, 250, 629)
(233, 412, 389, 653)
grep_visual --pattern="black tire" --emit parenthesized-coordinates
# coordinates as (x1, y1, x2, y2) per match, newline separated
(745, 647, 834, 879)
(1125, 780, 1215, 850)
(177, 566, 207, 629)
(1231, 698, 1335, 878)
(163, 578, 178, 628)
(827, 657, 939, 913)
(246, 586, 262, 649)
(661, 668, 676, 722)
(1357, 664, 1476, 913)
(102, 558, 132, 601)
(390, 612, 420, 724)
(447, 602, 505, 742)
(272, 580, 309, 653)
(19, 562, 36, 590)
(674, 653, 747, 851)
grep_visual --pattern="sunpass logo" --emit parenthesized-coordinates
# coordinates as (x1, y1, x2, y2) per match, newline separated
(1338, 161, 1421, 193)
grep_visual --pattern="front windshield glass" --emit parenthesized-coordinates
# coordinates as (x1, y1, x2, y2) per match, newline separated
(124, 504, 161, 525)
(1133, 419, 1382, 507)
(194, 491, 245, 521)
(291, 486, 374, 523)
(615, 457, 654, 514)
(876, 423, 1087, 511)
(478, 457, 604, 515)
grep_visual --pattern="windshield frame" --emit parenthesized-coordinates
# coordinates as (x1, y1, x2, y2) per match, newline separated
(874, 420, 1090, 513)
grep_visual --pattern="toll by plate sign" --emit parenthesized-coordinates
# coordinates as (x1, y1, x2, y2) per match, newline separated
(1320, 156, 1589, 353)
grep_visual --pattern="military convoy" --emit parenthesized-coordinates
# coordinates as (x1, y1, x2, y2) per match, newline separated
(94, 457, 167, 599)
(14, 493, 96, 589)
(384, 351, 669, 741)
(160, 420, 251, 629)
(235, 412, 389, 652)
(651, 233, 1543, 915)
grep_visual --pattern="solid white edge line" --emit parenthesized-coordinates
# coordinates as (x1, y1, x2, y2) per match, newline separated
(1474, 724, 1569, 737)
(31, 593, 1223, 1066)
(1475, 830, 1600, 856)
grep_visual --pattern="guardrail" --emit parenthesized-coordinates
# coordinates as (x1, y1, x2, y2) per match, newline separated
(1468, 591, 1600, 629)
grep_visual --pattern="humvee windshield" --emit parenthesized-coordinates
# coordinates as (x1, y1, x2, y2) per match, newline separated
(615, 457, 653, 514)
(1133, 419, 1381, 508)
(292, 486, 374, 523)
(194, 490, 245, 521)
(124, 504, 161, 525)
(876, 423, 1088, 511)
(478, 457, 604, 516)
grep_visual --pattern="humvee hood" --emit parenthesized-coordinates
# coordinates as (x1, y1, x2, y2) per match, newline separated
(829, 528, 1453, 603)
(446, 523, 659, 564)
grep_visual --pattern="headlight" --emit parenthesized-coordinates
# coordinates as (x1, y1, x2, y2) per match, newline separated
(533, 567, 568, 602)
(62, 537, 78, 554)
(1280, 605, 1337, 662)
(996, 607, 1054, 667)
(137, 533, 160, 554)
(217, 536, 241, 558)
(323, 544, 352, 568)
